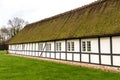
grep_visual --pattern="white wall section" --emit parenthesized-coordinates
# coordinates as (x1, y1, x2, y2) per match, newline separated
(8, 36, 120, 67)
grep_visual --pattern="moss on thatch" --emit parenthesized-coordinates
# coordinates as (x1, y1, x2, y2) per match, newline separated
(9, 0, 120, 44)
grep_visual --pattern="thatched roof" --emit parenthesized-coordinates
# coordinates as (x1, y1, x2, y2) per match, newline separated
(8, 0, 120, 44)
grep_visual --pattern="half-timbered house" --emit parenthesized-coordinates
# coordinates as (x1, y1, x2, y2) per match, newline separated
(8, 0, 120, 67)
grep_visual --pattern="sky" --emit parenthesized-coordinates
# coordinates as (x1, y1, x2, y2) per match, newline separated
(0, 0, 97, 28)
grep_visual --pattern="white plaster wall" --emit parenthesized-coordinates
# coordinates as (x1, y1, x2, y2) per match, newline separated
(81, 54, 89, 62)
(42, 43, 46, 51)
(24, 44, 27, 55)
(67, 39, 80, 52)
(42, 52, 46, 57)
(67, 53, 72, 60)
(29, 43, 32, 55)
(19, 44, 21, 50)
(11, 45, 13, 50)
(112, 36, 120, 54)
(36, 43, 38, 51)
(33, 43, 36, 51)
(34, 43, 37, 56)
(51, 53, 55, 58)
(27, 43, 29, 51)
(81, 38, 98, 53)
(56, 53, 60, 59)
(8, 45, 12, 53)
(100, 37, 110, 54)
(20, 44, 22, 50)
(101, 55, 111, 65)
(26, 44, 29, 55)
(21, 44, 24, 55)
(91, 55, 99, 64)
(8, 45, 11, 50)
(26, 44, 28, 50)
(20, 44, 23, 55)
(113, 56, 120, 66)
(30, 43, 32, 51)
(13, 45, 15, 50)
(17, 44, 19, 50)
(38, 51, 41, 56)
(22, 44, 24, 55)
(16, 44, 18, 54)
(61, 53, 66, 60)
(33, 43, 36, 56)
(46, 52, 50, 58)
(13, 45, 16, 54)
(73, 53, 80, 61)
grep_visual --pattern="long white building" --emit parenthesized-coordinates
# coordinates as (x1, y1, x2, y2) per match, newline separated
(8, 0, 120, 67)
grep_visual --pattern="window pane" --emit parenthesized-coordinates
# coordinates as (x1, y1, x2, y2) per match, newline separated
(59, 43, 61, 51)
(87, 41, 91, 51)
(56, 42, 61, 51)
(49, 44, 51, 51)
(67, 42, 70, 51)
(46, 44, 48, 51)
(22, 44, 25, 50)
(46, 44, 51, 51)
(56, 43, 58, 51)
(38, 43, 43, 51)
(82, 41, 86, 51)
(56, 43, 59, 51)
(71, 42, 74, 51)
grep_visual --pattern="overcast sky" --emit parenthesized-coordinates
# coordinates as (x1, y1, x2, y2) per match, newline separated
(0, 0, 97, 28)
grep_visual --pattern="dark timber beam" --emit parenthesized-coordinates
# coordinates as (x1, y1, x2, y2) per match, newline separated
(110, 36, 113, 66)
(98, 37, 101, 64)
(54, 41, 56, 59)
(65, 40, 67, 61)
(79, 39, 81, 62)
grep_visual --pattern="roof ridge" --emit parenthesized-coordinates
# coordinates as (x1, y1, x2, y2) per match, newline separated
(27, 0, 107, 26)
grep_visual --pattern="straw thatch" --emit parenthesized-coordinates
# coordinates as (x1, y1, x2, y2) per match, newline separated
(8, 0, 120, 44)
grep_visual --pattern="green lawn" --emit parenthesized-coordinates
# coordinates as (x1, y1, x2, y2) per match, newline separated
(0, 51, 120, 80)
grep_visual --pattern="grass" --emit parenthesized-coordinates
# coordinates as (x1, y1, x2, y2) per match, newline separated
(0, 51, 120, 80)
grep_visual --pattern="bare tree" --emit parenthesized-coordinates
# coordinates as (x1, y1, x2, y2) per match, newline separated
(0, 27, 10, 35)
(7, 17, 28, 37)
(0, 27, 11, 41)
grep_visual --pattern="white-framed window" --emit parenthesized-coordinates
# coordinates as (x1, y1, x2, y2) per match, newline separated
(82, 41, 91, 52)
(46, 43, 51, 51)
(67, 42, 74, 51)
(38, 43, 43, 51)
(56, 42, 61, 51)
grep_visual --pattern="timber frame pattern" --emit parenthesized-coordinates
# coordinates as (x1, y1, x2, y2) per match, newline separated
(9, 36, 120, 68)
